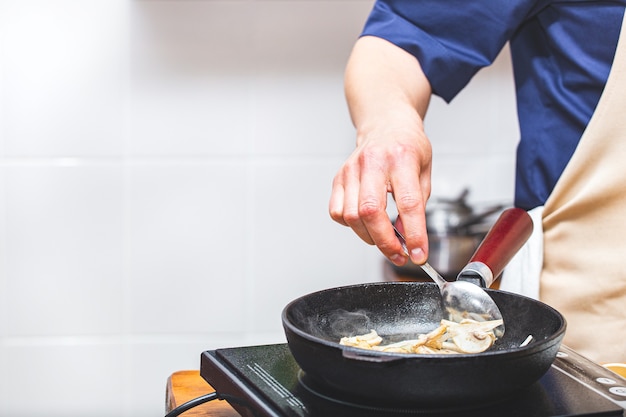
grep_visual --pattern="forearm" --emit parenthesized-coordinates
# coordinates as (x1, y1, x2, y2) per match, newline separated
(344, 36, 432, 144)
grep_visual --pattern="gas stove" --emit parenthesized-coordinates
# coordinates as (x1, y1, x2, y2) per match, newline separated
(200, 343, 626, 417)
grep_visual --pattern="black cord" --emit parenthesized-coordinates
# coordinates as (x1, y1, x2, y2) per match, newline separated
(165, 391, 220, 417)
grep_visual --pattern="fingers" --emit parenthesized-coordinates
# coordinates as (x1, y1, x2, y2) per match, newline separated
(387, 145, 431, 264)
(329, 175, 347, 226)
(329, 141, 431, 266)
(356, 148, 410, 263)
(329, 152, 380, 246)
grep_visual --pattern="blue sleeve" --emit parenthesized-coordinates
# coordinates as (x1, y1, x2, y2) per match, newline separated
(362, 0, 542, 102)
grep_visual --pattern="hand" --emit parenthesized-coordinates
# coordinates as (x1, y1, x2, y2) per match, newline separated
(328, 36, 434, 267)
(329, 121, 432, 266)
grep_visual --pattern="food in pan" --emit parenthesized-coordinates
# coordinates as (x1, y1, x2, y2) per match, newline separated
(339, 318, 503, 354)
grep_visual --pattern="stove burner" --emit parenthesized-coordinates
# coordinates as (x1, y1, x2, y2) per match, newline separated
(295, 370, 501, 414)
(297, 370, 420, 414)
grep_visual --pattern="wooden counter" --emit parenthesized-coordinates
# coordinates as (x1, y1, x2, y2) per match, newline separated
(166, 370, 239, 416)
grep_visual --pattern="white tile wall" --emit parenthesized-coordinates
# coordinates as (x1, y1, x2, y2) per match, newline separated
(0, 0, 519, 416)
(4, 164, 126, 337)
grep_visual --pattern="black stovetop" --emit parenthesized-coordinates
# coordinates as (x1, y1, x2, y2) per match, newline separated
(200, 343, 626, 417)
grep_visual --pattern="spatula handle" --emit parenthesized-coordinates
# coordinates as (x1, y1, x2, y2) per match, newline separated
(458, 208, 533, 288)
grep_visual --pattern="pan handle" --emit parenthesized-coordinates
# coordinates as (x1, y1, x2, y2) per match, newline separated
(457, 207, 533, 288)
(342, 349, 406, 364)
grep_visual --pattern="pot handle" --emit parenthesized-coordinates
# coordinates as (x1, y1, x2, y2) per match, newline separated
(342, 349, 405, 364)
(457, 207, 533, 288)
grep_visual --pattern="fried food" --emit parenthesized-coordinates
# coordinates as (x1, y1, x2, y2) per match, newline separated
(339, 319, 503, 354)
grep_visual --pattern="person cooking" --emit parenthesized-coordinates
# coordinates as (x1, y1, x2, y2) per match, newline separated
(329, 0, 626, 364)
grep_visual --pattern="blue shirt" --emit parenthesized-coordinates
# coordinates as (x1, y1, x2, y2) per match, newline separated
(362, 1, 625, 209)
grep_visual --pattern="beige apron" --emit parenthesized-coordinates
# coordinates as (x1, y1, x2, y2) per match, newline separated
(540, 14, 626, 364)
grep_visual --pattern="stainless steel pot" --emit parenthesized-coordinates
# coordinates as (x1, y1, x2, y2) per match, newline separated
(426, 233, 484, 277)
(425, 189, 473, 234)
(426, 189, 504, 235)
(391, 233, 483, 279)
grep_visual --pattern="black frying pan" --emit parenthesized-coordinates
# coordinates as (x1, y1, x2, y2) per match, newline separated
(281, 209, 566, 409)
(282, 283, 565, 409)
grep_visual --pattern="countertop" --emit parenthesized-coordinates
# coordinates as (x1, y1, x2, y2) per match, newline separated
(166, 370, 239, 416)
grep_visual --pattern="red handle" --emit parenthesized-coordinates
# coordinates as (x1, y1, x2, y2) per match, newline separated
(463, 208, 533, 286)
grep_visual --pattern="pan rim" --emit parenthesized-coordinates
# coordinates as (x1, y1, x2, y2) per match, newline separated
(281, 281, 567, 359)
